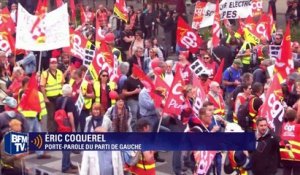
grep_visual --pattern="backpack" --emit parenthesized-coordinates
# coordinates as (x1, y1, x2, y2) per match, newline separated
(54, 97, 72, 132)
(237, 96, 255, 130)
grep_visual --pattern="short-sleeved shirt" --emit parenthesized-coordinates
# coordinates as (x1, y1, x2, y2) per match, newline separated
(222, 67, 242, 93)
(122, 76, 144, 101)
(56, 96, 76, 114)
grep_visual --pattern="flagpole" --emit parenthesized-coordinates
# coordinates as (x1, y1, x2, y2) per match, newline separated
(156, 111, 163, 133)
(38, 51, 42, 76)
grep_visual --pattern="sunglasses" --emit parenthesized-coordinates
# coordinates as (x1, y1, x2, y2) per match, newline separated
(203, 57, 210, 59)
(101, 74, 108, 77)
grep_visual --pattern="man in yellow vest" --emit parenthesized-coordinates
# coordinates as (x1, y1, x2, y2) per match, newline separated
(18, 76, 50, 159)
(40, 57, 65, 132)
(237, 42, 253, 73)
(69, 69, 94, 132)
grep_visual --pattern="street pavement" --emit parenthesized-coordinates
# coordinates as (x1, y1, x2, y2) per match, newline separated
(23, 1, 288, 175)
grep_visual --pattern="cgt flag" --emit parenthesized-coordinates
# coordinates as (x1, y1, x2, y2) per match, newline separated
(177, 17, 203, 53)
(163, 70, 185, 116)
(212, 0, 221, 48)
(259, 74, 284, 135)
(0, 7, 16, 34)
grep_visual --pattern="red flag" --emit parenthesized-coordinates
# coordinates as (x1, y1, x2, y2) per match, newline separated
(268, 6, 276, 33)
(65, 28, 89, 60)
(274, 22, 293, 80)
(213, 58, 224, 84)
(163, 71, 185, 116)
(177, 16, 203, 53)
(192, 73, 206, 116)
(0, 7, 16, 34)
(95, 19, 105, 48)
(194, 151, 217, 174)
(212, 0, 220, 48)
(19, 74, 41, 112)
(0, 31, 15, 56)
(56, 0, 64, 7)
(69, 0, 76, 22)
(132, 64, 155, 90)
(257, 13, 271, 40)
(114, 0, 128, 22)
(35, 0, 48, 15)
(258, 74, 284, 135)
(149, 91, 164, 109)
(154, 76, 170, 98)
(80, 4, 87, 24)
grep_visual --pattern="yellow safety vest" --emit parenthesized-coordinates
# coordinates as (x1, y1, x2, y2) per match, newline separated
(94, 80, 117, 105)
(18, 91, 47, 121)
(69, 79, 93, 110)
(240, 42, 252, 65)
(112, 47, 122, 62)
(42, 69, 63, 97)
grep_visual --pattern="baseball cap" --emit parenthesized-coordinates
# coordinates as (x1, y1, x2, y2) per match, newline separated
(50, 57, 58, 64)
(104, 33, 115, 44)
(3, 96, 17, 109)
(233, 58, 243, 67)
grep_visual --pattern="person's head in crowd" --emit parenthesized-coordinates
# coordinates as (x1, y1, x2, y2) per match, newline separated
(119, 62, 130, 75)
(0, 51, 6, 63)
(99, 70, 109, 83)
(152, 37, 159, 47)
(21, 76, 30, 89)
(134, 46, 144, 58)
(12, 66, 23, 80)
(49, 57, 58, 71)
(295, 80, 300, 95)
(9, 119, 22, 132)
(149, 48, 158, 59)
(200, 72, 209, 82)
(79, 65, 87, 77)
(203, 101, 215, 118)
(251, 82, 264, 96)
(232, 58, 243, 70)
(165, 60, 173, 74)
(145, 39, 153, 49)
(85, 5, 92, 12)
(135, 30, 143, 41)
(71, 69, 82, 81)
(274, 33, 283, 45)
(0, 63, 6, 77)
(209, 81, 221, 94)
(178, 51, 188, 62)
(241, 72, 253, 86)
(256, 117, 268, 136)
(136, 9, 142, 16)
(91, 103, 104, 117)
(173, 10, 178, 17)
(124, 24, 131, 31)
(11, 3, 17, 11)
(62, 84, 72, 97)
(61, 52, 70, 65)
(183, 85, 194, 99)
(241, 83, 252, 96)
(284, 107, 297, 122)
(128, 5, 134, 14)
(157, 61, 167, 74)
(146, 3, 153, 12)
(259, 36, 268, 45)
(136, 118, 152, 132)
(202, 53, 213, 63)
(198, 107, 207, 119)
(116, 94, 126, 110)
(292, 42, 299, 53)
(166, 10, 173, 18)
(98, 4, 105, 12)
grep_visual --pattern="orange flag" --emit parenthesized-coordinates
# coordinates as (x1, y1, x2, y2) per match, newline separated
(212, 0, 220, 48)
(213, 58, 224, 84)
(19, 74, 41, 113)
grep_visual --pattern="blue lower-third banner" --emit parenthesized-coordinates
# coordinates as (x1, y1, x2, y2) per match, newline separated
(5, 132, 256, 154)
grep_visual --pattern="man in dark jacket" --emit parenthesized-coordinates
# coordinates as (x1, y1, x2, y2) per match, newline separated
(251, 117, 280, 175)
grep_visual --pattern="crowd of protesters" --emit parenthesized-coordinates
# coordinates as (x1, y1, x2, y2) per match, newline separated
(0, 0, 300, 175)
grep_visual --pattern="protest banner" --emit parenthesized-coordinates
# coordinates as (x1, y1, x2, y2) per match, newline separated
(269, 45, 281, 59)
(192, 0, 252, 29)
(195, 151, 217, 175)
(16, 3, 70, 51)
(189, 59, 210, 77)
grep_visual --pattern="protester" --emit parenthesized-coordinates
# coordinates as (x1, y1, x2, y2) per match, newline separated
(84, 103, 112, 132)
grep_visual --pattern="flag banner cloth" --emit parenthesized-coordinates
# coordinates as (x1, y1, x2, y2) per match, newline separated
(192, 0, 252, 29)
(16, 3, 70, 51)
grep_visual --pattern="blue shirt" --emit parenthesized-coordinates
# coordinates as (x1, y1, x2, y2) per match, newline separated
(222, 67, 242, 93)
(99, 151, 113, 175)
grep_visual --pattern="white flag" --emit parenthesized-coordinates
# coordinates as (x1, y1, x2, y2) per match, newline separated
(16, 3, 70, 51)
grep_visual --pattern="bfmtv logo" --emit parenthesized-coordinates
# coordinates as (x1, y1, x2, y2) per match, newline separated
(4, 132, 28, 154)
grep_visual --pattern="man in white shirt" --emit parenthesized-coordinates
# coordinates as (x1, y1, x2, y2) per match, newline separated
(164, 60, 174, 87)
